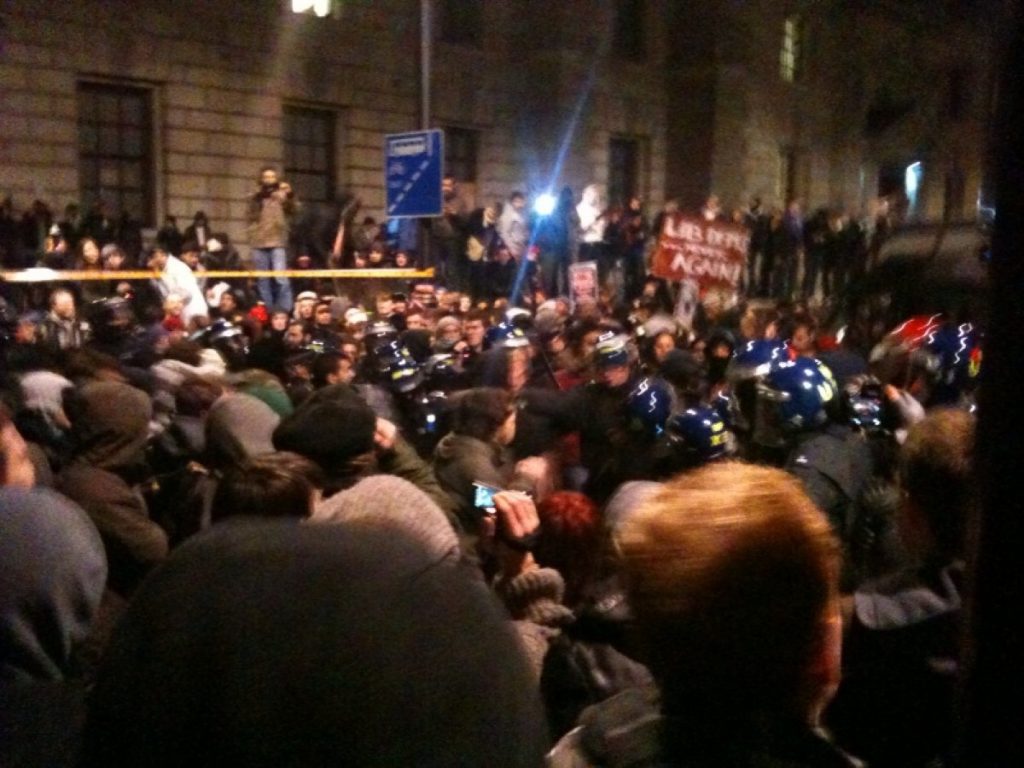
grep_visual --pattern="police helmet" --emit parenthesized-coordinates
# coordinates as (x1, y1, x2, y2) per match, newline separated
(364, 320, 399, 355)
(198, 318, 250, 371)
(756, 357, 838, 438)
(626, 377, 673, 438)
(374, 340, 424, 394)
(486, 322, 531, 350)
(665, 405, 733, 466)
(727, 339, 789, 383)
(595, 332, 630, 369)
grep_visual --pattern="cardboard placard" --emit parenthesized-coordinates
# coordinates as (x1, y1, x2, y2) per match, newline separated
(568, 260, 599, 310)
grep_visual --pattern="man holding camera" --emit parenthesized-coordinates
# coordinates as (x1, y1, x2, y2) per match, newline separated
(247, 166, 297, 311)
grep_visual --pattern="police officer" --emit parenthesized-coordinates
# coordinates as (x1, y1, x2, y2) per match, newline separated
(562, 333, 648, 503)
(755, 356, 873, 564)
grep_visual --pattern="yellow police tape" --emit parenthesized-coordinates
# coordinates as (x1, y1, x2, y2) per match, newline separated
(0, 268, 436, 283)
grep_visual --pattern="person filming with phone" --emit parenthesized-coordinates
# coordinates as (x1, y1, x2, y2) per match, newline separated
(247, 166, 297, 312)
(434, 387, 551, 566)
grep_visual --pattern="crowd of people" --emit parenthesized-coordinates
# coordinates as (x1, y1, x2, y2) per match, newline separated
(0, 168, 978, 766)
(1, 170, 899, 318)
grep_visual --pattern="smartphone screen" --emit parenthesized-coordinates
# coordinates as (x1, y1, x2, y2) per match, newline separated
(472, 482, 500, 511)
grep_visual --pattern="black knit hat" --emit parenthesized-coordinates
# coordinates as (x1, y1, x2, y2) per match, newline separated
(272, 398, 376, 470)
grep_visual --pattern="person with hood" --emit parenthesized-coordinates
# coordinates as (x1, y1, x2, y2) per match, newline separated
(58, 381, 167, 597)
(0, 486, 107, 682)
(0, 487, 107, 768)
(159, 390, 281, 545)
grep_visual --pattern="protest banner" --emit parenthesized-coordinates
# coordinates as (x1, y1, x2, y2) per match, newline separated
(651, 214, 750, 292)
(568, 260, 599, 311)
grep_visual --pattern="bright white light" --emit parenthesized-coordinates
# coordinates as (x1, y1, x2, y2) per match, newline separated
(533, 193, 557, 217)
(292, 0, 330, 17)
(905, 161, 922, 210)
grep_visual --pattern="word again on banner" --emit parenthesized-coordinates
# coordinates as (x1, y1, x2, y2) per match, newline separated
(651, 214, 750, 291)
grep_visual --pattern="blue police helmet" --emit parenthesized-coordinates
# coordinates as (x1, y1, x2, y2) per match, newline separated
(485, 321, 531, 350)
(364, 320, 398, 355)
(504, 307, 533, 331)
(666, 405, 733, 465)
(727, 339, 788, 382)
(758, 357, 838, 432)
(921, 322, 981, 399)
(202, 319, 250, 372)
(595, 332, 630, 369)
(374, 340, 424, 394)
(711, 391, 739, 431)
(627, 377, 673, 438)
(423, 353, 461, 391)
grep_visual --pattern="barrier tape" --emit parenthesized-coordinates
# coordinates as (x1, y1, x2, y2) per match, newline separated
(0, 268, 436, 283)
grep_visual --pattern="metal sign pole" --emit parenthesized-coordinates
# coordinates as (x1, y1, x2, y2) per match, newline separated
(420, 0, 431, 131)
(418, 0, 433, 272)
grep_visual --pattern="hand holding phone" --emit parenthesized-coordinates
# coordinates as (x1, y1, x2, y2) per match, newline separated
(472, 481, 500, 514)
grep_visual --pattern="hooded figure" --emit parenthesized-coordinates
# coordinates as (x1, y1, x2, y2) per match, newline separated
(81, 521, 548, 768)
(1, 487, 107, 682)
(59, 381, 166, 596)
(204, 392, 280, 470)
(157, 391, 282, 544)
(0, 488, 107, 768)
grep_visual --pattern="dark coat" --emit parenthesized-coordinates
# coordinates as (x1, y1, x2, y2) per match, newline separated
(786, 423, 873, 542)
(562, 377, 650, 503)
(433, 433, 533, 532)
(58, 382, 167, 596)
(547, 685, 859, 767)
(826, 560, 963, 767)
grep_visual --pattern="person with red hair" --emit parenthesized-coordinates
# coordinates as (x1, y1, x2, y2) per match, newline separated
(535, 491, 603, 607)
(536, 491, 654, 739)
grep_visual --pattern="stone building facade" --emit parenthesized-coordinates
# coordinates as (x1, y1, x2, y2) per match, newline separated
(0, 0, 1002, 258)
(663, 0, 1002, 221)
(0, 0, 670, 253)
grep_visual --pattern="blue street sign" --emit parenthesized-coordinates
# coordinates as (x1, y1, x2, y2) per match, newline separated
(384, 129, 444, 218)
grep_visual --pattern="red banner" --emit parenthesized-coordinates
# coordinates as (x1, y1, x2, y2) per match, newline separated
(651, 214, 750, 290)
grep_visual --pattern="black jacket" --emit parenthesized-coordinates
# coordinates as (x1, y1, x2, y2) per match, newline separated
(827, 560, 963, 767)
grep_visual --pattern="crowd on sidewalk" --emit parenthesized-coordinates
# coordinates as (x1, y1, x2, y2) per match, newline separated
(1, 169, 976, 767)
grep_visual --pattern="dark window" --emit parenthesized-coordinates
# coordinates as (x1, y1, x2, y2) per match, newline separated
(944, 167, 966, 221)
(780, 148, 798, 204)
(613, 0, 646, 61)
(866, 90, 915, 136)
(947, 68, 968, 121)
(444, 127, 479, 183)
(439, 0, 482, 46)
(77, 82, 154, 224)
(609, 137, 641, 206)
(283, 106, 336, 205)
